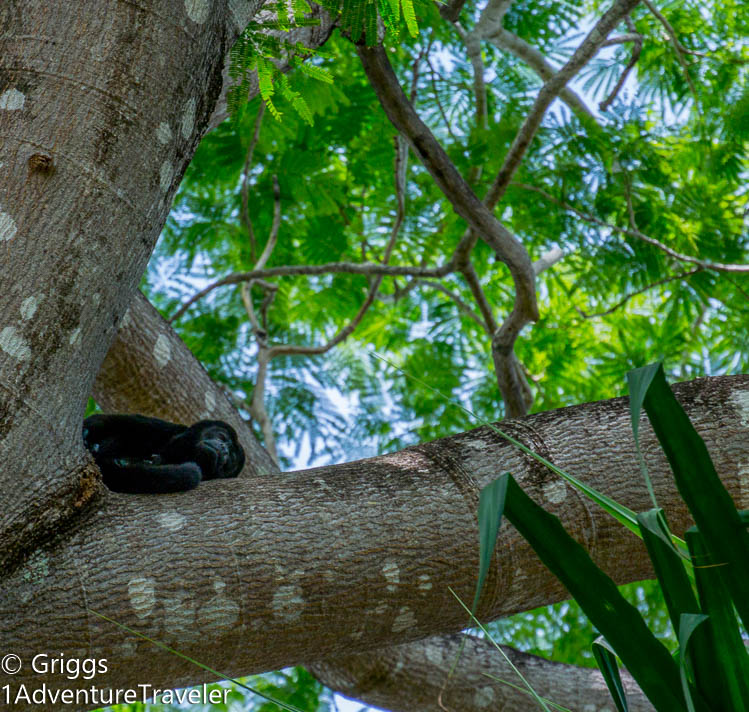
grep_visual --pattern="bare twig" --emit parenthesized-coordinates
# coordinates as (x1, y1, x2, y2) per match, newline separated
(426, 56, 460, 144)
(417, 280, 486, 327)
(533, 246, 565, 275)
(485, 0, 642, 209)
(577, 268, 702, 318)
(460, 261, 498, 333)
(516, 183, 749, 274)
(169, 261, 455, 323)
(600, 18, 642, 111)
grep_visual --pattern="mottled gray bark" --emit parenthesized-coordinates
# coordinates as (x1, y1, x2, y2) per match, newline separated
(310, 634, 655, 711)
(0, 0, 259, 573)
(2, 372, 747, 710)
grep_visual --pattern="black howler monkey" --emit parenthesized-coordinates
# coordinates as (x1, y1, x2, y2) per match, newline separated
(82, 414, 245, 494)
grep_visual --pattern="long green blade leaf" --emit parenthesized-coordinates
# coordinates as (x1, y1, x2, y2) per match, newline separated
(474, 474, 508, 612)
(592, 637, 628, 712)
(499, 474, 686, 711)
(686, 528, 749, 710)
(638, 363, 749, 631)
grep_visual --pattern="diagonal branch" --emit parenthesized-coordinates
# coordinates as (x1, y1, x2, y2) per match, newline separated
(355, 44, 537, 323)
(516, 183, 749, 274)
(485, 0, 642, 209)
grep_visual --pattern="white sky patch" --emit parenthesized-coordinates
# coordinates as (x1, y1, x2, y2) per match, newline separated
(159, 160, 174, 192)
(20, 295, 41, 320)
(153, 334, 171, 367)
(128, 577, 156, 618)
(156, 122, 173, 144)
(0, 211, 18, 242)
(542, 480, 567, 503)
(0, 326, 31, 360)
(181, 97, 196, 140)
(0, 88, 25, 110)
(184, 0, 210, 24)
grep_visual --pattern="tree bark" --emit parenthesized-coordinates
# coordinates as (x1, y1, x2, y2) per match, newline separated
(2, 370, 747, 708)
(310, 634, 655, 711)
(0, 0, 248, 572)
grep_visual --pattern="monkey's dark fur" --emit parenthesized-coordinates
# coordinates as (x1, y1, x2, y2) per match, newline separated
(83, 414, 245, 493)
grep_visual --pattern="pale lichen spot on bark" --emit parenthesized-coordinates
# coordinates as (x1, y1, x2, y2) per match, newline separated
(22, 550, 49, 585)
(120, 640, 137, 658)
(69, 327, 81, 347)
(127, 577, 156, 618)
(418, 574, 432, 591)
(473, 687, 495, 708)
(425, 645, 443, 666)
(542, 480, 567, 504)
(382, 561, 400, 590)
(374, 602, 388, 615)
(200, 390, 216, 418)
(92, 293, 101, 306)
(159, 160, 175, 192)
(229, 0, 254, 30)
(198, 580, 240, 632)
(181, 98, 197, 140)
(0, 211, 18, 242)
(729, 389, 749, 428)
(0, 326, 31, 360)
(393, 659, 404, 674)
(0, 88, 25, 110)
(184, 0, 211, 24)
(157, 511, 186, 531)
(272, 584, 305, 621)
(120, 307, 132, 329)
(391, 606, 416, 632)
(20, 294, 42, 320)
(153, 334, 171, 367)
(156, 122, 173, 144)
(738, 463, 749, 509)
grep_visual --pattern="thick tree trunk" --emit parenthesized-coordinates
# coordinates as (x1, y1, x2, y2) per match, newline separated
(0, 0, 242, 572)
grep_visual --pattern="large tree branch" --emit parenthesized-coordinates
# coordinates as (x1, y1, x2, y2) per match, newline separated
(5, 370, 748, 705)
(310, 634, 655, 711)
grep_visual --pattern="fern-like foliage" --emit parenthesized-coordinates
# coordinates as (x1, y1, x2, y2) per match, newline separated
(229, 0, 422, 122)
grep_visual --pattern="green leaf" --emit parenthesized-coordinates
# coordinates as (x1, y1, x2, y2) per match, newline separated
(501, 474, 686, 711)
(639, 363, 749, 631)
(474, 474, 509, 612)
(686, 527, 749, 710)
(626, 363, 661, 506)
(592, 637, 628, 712)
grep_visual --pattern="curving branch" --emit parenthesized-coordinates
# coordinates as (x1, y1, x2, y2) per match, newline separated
(485, 0, 643, 209)
(577, 268, 702, 318)
(169, 261, 455, 323)
(600, 18, 643, 111)
(516, 183, 749, 274)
